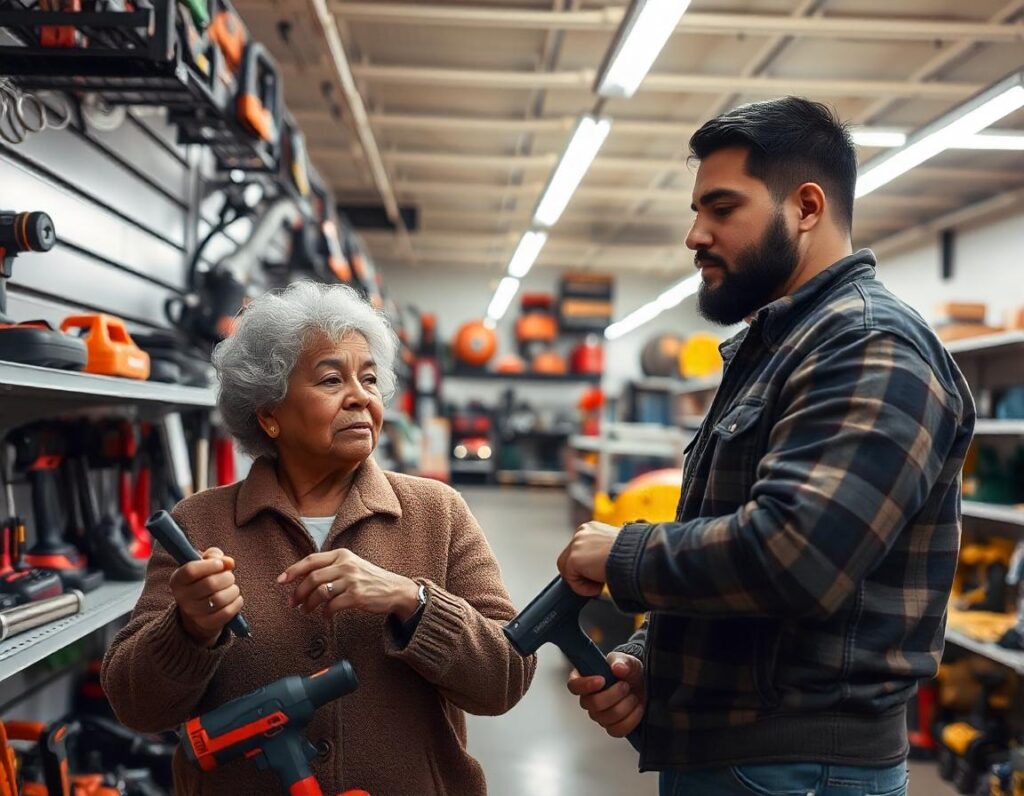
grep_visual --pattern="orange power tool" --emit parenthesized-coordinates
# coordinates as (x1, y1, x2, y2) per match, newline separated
(181, 660, 368, 796)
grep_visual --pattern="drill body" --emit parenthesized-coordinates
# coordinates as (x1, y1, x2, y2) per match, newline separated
(0, 211, 56, 322)
(505, 575, 642, 752)
(182, 660, 358, 796)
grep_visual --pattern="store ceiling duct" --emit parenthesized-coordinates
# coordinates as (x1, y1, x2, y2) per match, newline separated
(338, 205, 419, 232)
(532, 115, 612, 227)
(856, 69, 1024, 198)
(594, 0, 693, 99)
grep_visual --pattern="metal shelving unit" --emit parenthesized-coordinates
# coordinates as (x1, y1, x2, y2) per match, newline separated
(962, 500, 1024, 527)
(945, 330, 1024, 356)
(0, 363, 214, 683)
(945, 629, 1024, 675)
(0, 361, 216, 431)
(972, 419, 1024, 436)
(0, 582, 144, 685)
(495, 469, 568, 487)
(445, 369, 601, 384)
(569, 434, 687, 458)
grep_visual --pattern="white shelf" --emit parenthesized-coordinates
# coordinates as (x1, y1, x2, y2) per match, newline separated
(0, 581, 144, 685)
(0, 360, 216, 429)
(973, 419, 1024, 436)
(496, 470, 567, 486)
(567, 481, 594, 510)
(569, 435, 684, 458)
(945, 629, 1024, 675)
(945, 330, 1024, 356)
(962, 501, 1024, 526)
(633, 376, 721, 395)
(450, 460, 493, 474)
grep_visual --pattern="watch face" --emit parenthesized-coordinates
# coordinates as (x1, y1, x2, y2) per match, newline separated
(418, 583, 428, 606)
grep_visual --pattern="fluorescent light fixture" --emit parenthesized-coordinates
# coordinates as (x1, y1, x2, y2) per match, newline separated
(507, 230, 548, 278)
(954, 131, 1024, 150)
(856, 70, 1024, 198)
(656, 274, 701, 311)
(605, 274, 701, 340)
(852, 129, 907, 148)
(486, 276, 521, 322)
(605, 301, 663, 340)
(532, 115, 612, 227)
(594, 0, 692, 99)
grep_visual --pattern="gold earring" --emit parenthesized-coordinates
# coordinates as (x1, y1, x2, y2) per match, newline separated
(267, 424, 278, 437)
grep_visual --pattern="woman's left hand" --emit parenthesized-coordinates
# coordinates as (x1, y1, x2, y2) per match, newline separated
(277, 549, 420, 620)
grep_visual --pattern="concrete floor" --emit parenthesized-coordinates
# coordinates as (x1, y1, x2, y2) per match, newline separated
(459, 485, 957, 796)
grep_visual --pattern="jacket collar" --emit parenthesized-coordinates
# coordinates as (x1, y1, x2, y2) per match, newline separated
(235, 455, 403, 533)
(718, 248, 876, 362)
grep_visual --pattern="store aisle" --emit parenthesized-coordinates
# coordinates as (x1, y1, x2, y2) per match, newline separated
(459, 486, 955, 796)
(463, 486, 658, 795)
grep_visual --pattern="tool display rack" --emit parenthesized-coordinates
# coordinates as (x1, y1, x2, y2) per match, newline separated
(0, 0, 278, 171)
(566, 374, 716, 517)
(0, 361, 215, 686)
(943, 330, 1024, 671)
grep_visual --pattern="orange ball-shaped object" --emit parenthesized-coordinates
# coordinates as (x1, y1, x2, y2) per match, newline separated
(453, 320, 498, 367)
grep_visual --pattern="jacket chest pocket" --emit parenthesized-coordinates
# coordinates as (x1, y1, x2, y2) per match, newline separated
(706, 399, 767, 498)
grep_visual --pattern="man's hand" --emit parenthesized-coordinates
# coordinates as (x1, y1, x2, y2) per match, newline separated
(567, 652, 645, 738)
(556, 521, 620, 597)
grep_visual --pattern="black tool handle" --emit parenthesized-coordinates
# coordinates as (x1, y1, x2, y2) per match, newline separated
(555, 621, 643, 752)
(146, 510, 251, 638)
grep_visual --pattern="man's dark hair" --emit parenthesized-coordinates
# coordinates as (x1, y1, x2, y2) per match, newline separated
(689, 97, 857, 233)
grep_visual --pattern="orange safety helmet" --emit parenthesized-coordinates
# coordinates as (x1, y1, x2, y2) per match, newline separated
(452, 320, 498, 367)
(494, 354, 526, 374)
(532, 350, 568, 375)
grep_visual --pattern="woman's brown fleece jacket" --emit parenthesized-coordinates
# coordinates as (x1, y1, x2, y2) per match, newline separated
(101, 456, 536, 795)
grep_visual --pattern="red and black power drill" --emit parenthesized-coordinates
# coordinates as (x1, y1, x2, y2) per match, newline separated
(181, 660, 369, 796)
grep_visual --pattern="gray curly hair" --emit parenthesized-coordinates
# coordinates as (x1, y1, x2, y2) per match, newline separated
(212, 280, 398, 459)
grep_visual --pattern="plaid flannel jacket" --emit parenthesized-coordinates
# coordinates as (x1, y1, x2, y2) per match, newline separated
(606, 250, 975, 771)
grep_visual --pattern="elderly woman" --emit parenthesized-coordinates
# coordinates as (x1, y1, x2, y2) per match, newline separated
(102, 282, 535, 795)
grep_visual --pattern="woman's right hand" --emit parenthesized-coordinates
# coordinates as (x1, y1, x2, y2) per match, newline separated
(168, 548, 243, 648)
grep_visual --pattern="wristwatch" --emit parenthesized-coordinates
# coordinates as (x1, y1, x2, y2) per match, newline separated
(415, 581, 428, 611)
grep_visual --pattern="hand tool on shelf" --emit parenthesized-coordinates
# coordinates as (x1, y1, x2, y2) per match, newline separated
(39, 0, 87, 49)
(0, 589, 84, 641)
(0, 445, 64, 603)
(10, 425, 90, 586)
(68, 442, 146, 582)
(0, 210, 87, 370)
(59, 314, 150, 380)
(237, 42, 281, 145)
(181, 660, 367, 796)
(207, 0, 247, 73)
(145, 510, 251, 639)
(0, 523, 63, 604)
(504, 575, 642, 752)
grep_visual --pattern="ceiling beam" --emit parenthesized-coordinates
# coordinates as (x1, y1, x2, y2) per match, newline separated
(330, 178, 963, 210)
(338, 63, 980, 100)
(312, 145, 1024, 182)
(331, 3, 1024, 44)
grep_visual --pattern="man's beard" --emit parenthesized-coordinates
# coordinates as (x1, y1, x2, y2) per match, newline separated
(696, 211, 799, 326)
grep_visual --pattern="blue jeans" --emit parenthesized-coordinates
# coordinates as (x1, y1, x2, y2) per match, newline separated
(659, 762, 908, 796)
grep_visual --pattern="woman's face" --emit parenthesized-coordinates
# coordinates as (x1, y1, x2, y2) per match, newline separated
(261, 332, 384, 467)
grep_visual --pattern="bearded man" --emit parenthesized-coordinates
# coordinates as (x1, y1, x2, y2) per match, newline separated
(557, 97, 976, 796)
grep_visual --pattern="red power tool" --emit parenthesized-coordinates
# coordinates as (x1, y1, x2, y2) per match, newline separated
(181, 660, 368, 796)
